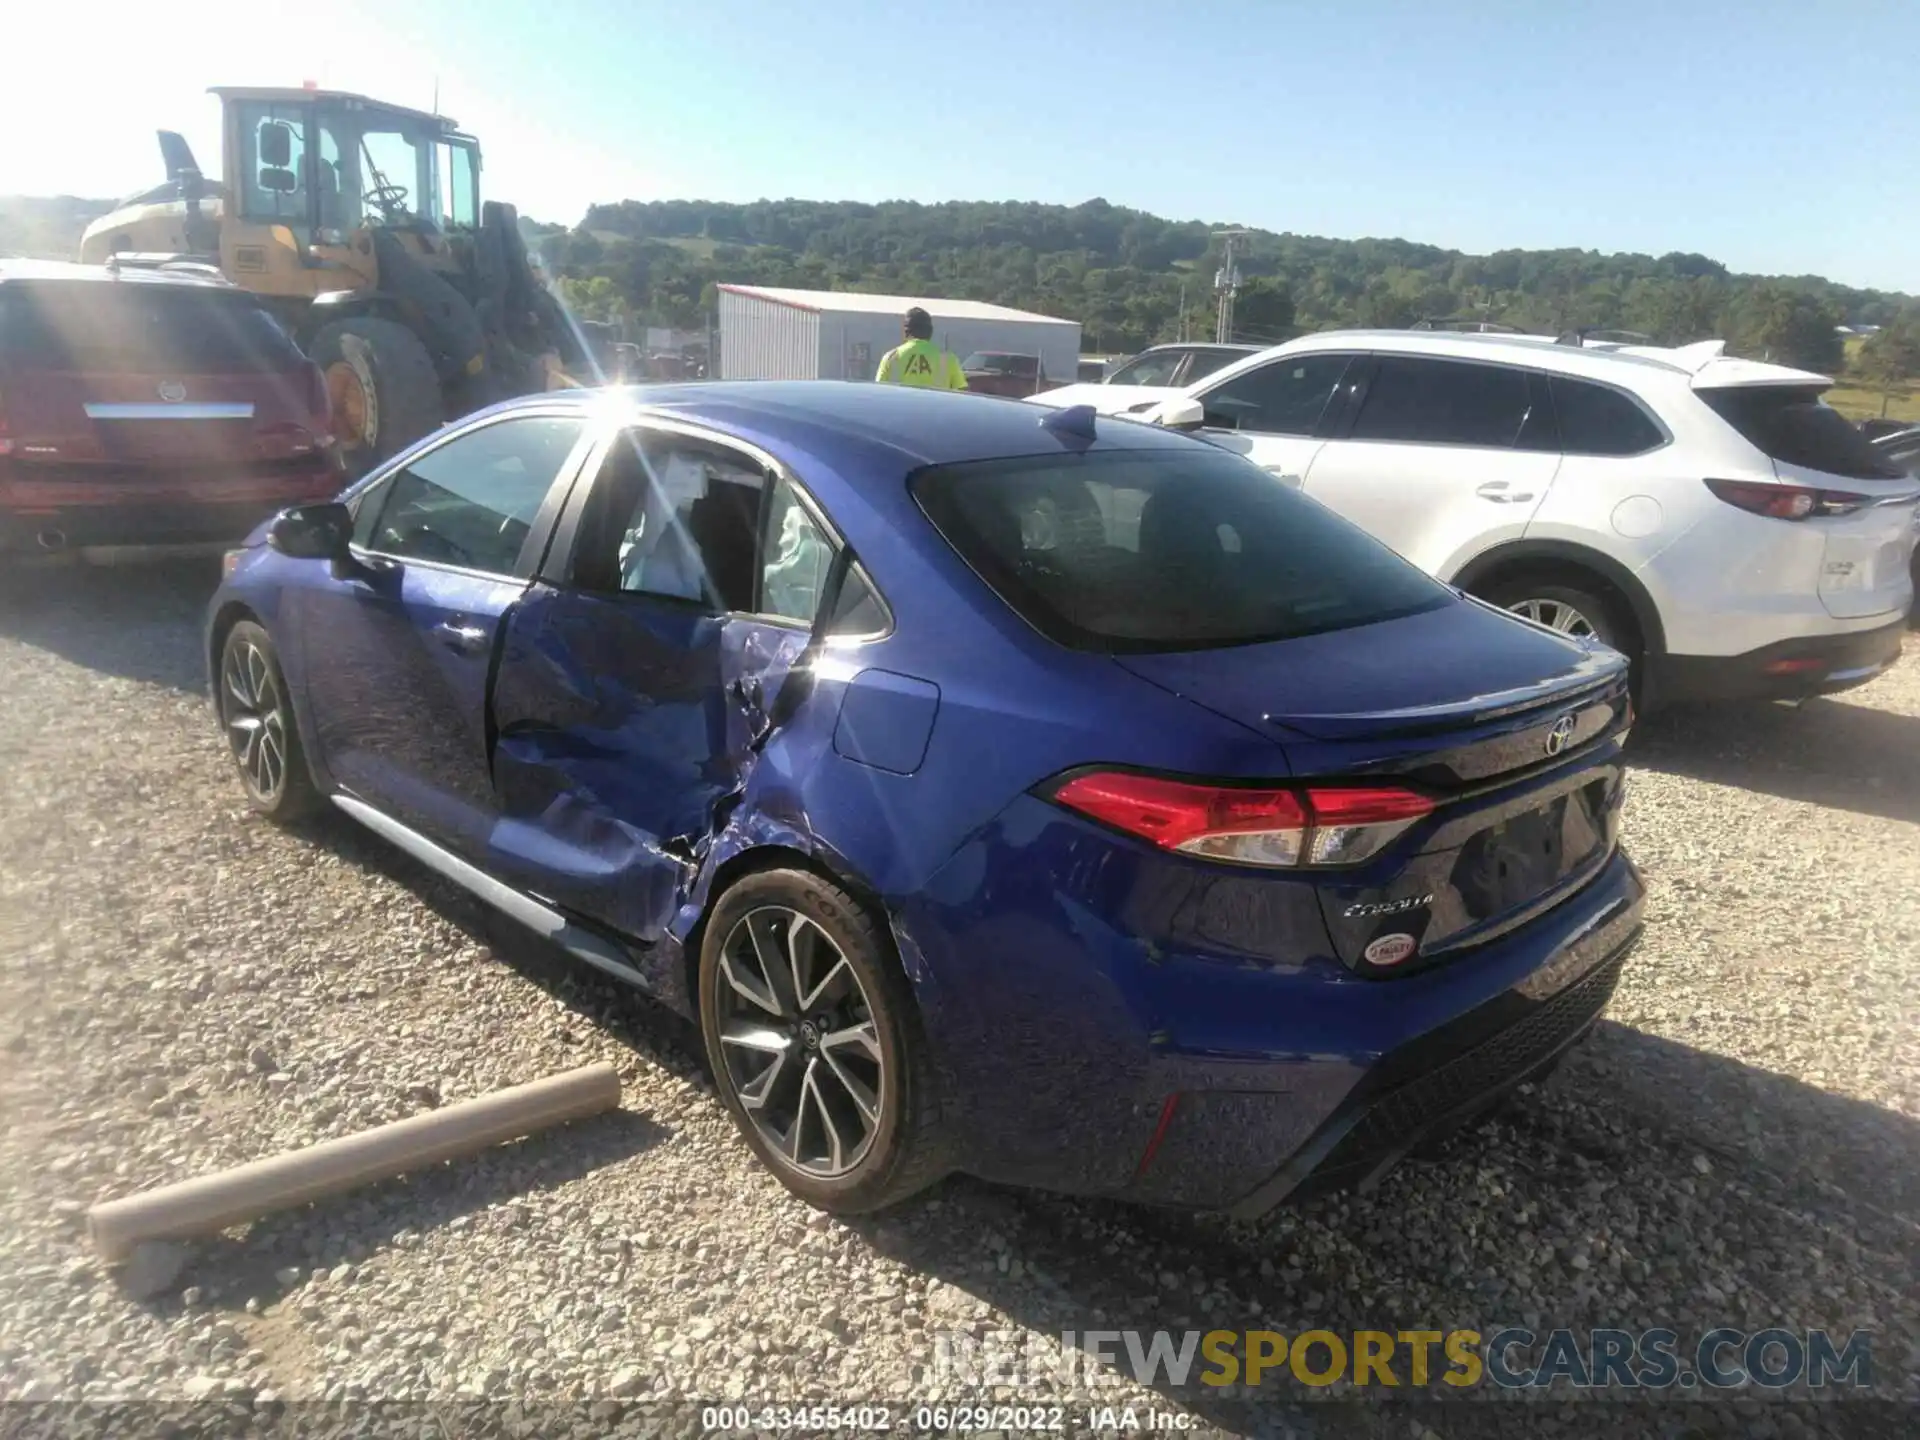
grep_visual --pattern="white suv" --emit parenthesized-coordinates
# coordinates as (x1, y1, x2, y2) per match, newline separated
(1041, 331, 1917, 706)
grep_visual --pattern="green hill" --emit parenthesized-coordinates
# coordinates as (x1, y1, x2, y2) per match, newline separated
(545, 196, 1917, 370)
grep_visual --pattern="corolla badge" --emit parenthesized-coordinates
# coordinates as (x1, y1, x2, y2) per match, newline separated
(157, 380, 188, 403)
(1544, 713, 1576, 756)
(1342, 893, 1432, 918)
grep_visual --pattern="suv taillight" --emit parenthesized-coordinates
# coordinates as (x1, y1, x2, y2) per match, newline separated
(1048, 771, 1434, 868)
(1705, 478, 1870, 519)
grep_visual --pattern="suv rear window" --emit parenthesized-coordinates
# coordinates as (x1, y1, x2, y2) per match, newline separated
(912, 447, 1452, 652)
(1701, 385, 1902, 480)
(0, 282, 304, 375)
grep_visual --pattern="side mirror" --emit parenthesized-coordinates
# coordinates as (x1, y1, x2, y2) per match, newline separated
(1155, 398, 1207, 432)
(260, 121, 294, 168)
(266, 502, 352, 562)
(259, 167, 297, 194)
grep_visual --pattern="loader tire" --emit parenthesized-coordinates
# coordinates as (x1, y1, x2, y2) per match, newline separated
(310, 317, 444, 475)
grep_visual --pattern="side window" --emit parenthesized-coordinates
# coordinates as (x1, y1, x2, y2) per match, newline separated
(362, 416, 584, 574)
(572, 430, 890, 635)
(1198, 353, 1351, 435)
(1109, 350, 1186, 387)
(236, 103, 308, 224)
(576, 430, 767, 610)
(1551, 378, 1666, 456)
(1349, 358, 1534, 448)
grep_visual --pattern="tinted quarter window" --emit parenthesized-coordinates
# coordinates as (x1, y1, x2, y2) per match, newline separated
(913, 446, 1451, 652)
(365, 416, 583, 574)
(1551, 378, 1664, 456)
(1181, 348, 1247, 383)
(1199, 353, 1351, 435)
(1701, 386, 1903, 480)
(1350, 358, 1533, 448)
(575, 430, 768, 611)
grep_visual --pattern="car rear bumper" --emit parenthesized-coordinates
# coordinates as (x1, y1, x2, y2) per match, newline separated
(1647, 618, 1906, 703)
(0, 465, 340, 553)
(901, 823, 1646, 1213)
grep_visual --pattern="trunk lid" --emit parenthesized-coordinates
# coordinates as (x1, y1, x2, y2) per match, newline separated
(0, 276, 326, 470)
(1116, 598, 1633, 967)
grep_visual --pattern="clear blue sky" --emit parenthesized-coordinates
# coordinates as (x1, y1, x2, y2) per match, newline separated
(10, 0, 1918, 291)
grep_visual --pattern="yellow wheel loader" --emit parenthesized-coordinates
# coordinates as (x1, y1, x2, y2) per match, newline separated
(80, 87, 590, 472)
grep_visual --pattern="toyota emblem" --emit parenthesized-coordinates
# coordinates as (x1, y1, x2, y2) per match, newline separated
(157, 380, 187, 403)
(1544, 714, 1576, 757)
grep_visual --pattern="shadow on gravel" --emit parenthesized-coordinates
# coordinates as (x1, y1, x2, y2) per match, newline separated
(0, 556, 218, 695)
(285, 807, 712, 1080)
(1629, 692, 1920, 825)
(135, 1105, 663, 1322)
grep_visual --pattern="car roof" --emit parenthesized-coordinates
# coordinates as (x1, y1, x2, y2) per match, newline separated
(509, 381, 1207, 471)
(1136, 342, 1261, 355)
(1215, 328, 1831, 389)
(0, 258, 239, 293)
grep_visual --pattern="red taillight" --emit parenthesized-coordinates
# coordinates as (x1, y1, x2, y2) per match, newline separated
(1704, 478, 1869, 520)
(1049, 771, 1434, 869)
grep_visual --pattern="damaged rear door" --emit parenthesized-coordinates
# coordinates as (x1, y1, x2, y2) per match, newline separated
(484, 422, 832, 947)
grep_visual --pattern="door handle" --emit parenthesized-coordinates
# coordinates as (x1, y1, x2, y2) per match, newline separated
(1475, 481, 1535, 503)
(434, 620, 489, 655)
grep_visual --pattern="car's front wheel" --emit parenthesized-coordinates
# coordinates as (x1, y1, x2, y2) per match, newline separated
(216, 620, 321, 822)
(698, 868, 946, 1212)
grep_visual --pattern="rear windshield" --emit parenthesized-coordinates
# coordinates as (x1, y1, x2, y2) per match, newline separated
(912, 447, 1453, 653)
(1700, 385, 1902, 480)
(0, 282, 305, 375)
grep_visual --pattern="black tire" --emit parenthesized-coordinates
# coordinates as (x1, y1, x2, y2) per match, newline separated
(698, 868, 947, 1213)
(308, 317, 443, 473)
(1477, 575, 1637, 661)
(215, 620, 322, 822)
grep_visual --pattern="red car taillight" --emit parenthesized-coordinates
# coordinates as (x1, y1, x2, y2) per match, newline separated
(1704, 477, 1870, 519)
(1048, 771, 1434, 868)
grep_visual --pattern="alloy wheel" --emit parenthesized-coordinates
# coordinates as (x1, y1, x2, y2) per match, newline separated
(712, 905, 884, 1178)
(221, 638, 289, 802)
(1507, 597, 1597, 638)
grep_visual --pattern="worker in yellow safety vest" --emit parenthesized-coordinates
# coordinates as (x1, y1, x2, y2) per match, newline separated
(875, 307, 968, 390)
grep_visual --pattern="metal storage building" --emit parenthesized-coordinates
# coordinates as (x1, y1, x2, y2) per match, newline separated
(717, 285, 1081, 385)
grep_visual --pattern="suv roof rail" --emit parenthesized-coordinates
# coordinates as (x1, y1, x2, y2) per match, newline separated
(1409, 316, 1526, 334)
(1555, 326, 1656, 348)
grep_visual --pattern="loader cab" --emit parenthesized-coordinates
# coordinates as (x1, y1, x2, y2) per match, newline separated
(213, 87, 481, 295)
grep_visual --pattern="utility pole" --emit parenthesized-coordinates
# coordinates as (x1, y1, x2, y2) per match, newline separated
(1177, 278, 1188, 342)
(1212, 229, 1248, 344)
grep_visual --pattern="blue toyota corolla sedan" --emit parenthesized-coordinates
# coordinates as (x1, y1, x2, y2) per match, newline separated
(207, 382, 1644, 1216)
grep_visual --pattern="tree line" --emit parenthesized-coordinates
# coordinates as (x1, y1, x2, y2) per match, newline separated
(533, 197, 1920, 373)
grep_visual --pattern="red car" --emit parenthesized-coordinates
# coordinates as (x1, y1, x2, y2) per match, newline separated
(0, 260, 340, 555)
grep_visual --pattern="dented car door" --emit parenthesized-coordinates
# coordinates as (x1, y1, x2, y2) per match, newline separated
(482, 424, 814, 947)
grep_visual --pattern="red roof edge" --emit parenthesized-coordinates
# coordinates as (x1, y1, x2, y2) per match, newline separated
(717, 283, 821, 315)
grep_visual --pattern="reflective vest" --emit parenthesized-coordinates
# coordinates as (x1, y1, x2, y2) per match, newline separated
(876, 338, 968, 389)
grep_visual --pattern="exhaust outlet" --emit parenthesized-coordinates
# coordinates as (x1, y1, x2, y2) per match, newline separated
(36, 528, 67, 552)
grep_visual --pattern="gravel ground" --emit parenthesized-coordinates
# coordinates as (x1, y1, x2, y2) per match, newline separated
(0, 560, 1915, 1439)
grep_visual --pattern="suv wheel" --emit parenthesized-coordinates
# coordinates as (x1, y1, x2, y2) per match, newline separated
(1481, 577, 1634, 658)
(698, 868, 947, 1213)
